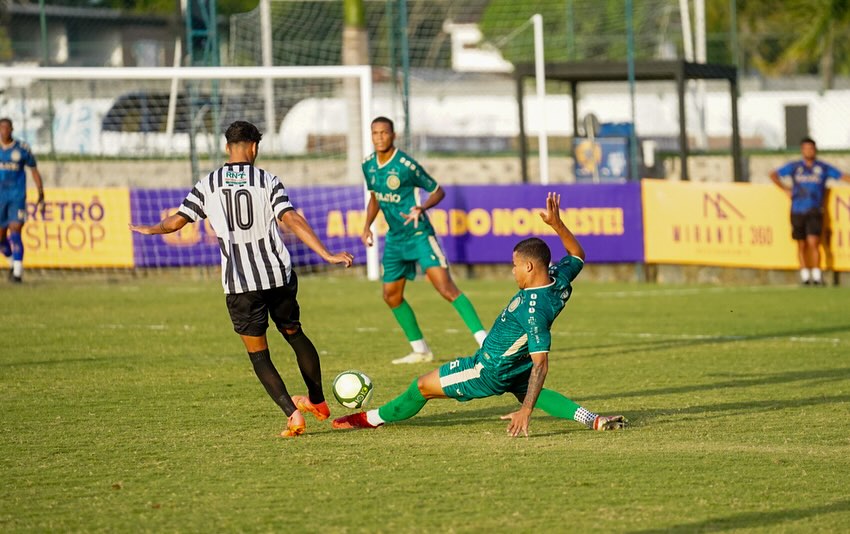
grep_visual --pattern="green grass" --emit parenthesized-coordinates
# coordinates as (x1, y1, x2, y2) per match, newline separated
(3, 275, 850, 532)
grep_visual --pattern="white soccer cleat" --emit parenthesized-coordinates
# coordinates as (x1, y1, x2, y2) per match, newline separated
(392, 351, 434, 364)
(593, 415, 628, 431)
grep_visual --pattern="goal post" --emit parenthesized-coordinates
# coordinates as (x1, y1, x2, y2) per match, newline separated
(0, 65, 380, 279)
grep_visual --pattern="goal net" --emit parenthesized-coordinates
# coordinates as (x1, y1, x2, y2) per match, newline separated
(0, 65, 379, 278)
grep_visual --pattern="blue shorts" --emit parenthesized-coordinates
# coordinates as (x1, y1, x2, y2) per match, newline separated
(0, 193, 26, 227)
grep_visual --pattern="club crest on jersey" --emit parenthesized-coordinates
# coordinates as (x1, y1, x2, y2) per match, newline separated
(387, 174, 401, 190)
(10, 150, 21, 162)
(508, 296, 521, 312)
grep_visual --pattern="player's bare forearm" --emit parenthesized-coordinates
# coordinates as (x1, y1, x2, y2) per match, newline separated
(282, 210, 353, 266)
(540, 192, 585, 260)
(521, 354, 549, 412)
(363, 194, 380, 230)
(419, 186, 444, 211)
(129, 213, 189, 234)
(31, 167, 45, 200)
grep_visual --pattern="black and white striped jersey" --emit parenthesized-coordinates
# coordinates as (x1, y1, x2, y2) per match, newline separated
(177, 162, 295, 294)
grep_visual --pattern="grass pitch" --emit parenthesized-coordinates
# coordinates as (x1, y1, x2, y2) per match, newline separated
(2, 273, 850, 532)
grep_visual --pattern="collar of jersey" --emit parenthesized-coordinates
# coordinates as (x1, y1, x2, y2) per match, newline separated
(376, 148, 398, 170)
(225, 161, 251, 166)
(524, 278, 555, 291)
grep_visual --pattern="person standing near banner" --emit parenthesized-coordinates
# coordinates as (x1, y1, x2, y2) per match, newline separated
(361, 116, 488, 364)
(0, 118, 45, 283)
(770, 137, 850, 286)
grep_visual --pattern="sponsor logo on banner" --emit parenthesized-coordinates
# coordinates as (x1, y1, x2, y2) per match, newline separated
(642, 181, 797, 269)
(0, 188, 134, 268)
(826, 188, 850, 271)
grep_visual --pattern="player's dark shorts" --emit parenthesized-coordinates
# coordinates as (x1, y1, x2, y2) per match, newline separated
(381, 233, 448, 283)
(0, 191, 26, 227)
(790, 209, 824, 240)
(225, 271, 301, 336)
(438, 352, 531, 402)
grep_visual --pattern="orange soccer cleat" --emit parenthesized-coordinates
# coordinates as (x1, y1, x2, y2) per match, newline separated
(292, 395, 331, 421)
(331, 411, 380, 430)
(280, 410, 306, 438)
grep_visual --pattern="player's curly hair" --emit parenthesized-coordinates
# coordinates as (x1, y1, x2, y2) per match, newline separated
(513, 237, 551, 266)
(225, 121, 262, 145)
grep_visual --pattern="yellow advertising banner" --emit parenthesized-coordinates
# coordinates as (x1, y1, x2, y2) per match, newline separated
(0, 188, 134, 268)
(825, 187, 850, 271)
(642, 180, 799, 269)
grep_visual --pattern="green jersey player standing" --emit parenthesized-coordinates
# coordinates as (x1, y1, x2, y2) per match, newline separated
(333, 192, 627, 436)
(362, 117, 487, 364)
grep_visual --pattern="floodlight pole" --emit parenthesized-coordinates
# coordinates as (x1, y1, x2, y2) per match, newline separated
(260, 0, 276, 141)
(532, 14, 549, 185)
(625, 0, 639, 182)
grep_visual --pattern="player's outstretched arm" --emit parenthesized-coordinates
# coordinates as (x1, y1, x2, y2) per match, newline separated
(280, 210, 354, 267)
(401, 186, 444, 228)
(129, 213, 189, 235)
(539, 192, 585, 261)
(362, 192, 380, 247)
(500, 351, 549, 437)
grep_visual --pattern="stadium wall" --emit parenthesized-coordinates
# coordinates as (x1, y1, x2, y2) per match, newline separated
(31, 154, 850, 189)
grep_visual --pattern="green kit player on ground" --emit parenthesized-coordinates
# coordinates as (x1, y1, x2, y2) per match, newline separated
(333, 192, 627, 436)
(361, 116, 487, 364)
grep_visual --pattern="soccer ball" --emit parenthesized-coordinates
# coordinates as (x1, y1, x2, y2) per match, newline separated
(332, 370, 374, 409)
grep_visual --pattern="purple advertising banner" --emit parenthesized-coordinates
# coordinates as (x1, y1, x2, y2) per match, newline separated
(131, 183, 643, 267)
(433, 184, 643, 263)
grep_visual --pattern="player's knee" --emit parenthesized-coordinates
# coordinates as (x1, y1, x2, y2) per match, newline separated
(383, 290, 402, 307)
(281, 326, 302, 340)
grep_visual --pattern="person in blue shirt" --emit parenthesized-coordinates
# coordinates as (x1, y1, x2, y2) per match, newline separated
(0, 118, 44, 283)
(770, 137, 850, 286)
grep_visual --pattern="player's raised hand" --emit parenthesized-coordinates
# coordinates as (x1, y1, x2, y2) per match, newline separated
(539, 192, 563, 227)
(401, 206, 423, 228)
(361, 228, 374, 247)
(500, 408, 531, 438)
(326, 251, 354, 268)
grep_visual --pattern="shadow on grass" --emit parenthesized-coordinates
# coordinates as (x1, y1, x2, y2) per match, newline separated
(579, 366, 850, 402)
(628, 498, 850, 533)
(564, 323, 850, 363)
(631, 393, 850, 426)
(0, 357, 112, 368)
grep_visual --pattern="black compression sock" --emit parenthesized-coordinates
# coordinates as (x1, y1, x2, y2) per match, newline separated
(248, 349, 296, 416)
(283, 329, 325, 404)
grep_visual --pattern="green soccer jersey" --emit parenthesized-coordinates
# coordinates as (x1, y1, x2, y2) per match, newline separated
(362, 148, 439, 239)
(478, 255, 585, 383)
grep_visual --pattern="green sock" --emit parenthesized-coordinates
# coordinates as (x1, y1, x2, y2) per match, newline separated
(451, 293, 485, 333)
(534, 388, 596, 427)
(378, 379, 428, 423)
(391, 300, 424, 342)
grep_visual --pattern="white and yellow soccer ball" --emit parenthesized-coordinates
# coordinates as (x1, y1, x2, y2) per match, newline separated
(332, 370, 374, 409)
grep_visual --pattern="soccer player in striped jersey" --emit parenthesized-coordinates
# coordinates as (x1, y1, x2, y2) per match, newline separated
(131, 121, 354, 438)
(334, 192, 627, 436)
(362, 116, 487, 364)
(0, 118, 45, 283)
